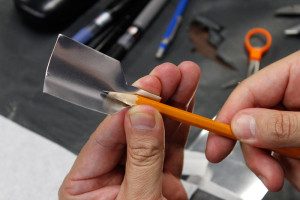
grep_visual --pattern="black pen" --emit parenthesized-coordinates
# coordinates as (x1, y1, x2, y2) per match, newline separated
(88, 0, 150, 53)
(87, 25, 114, 50)
(93, 16, 134, 53)
(107, 0, 168, 60)
(72, 0, 136, 44)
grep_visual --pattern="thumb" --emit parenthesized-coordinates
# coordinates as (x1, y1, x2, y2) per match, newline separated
(117, 105, 165, 200)
(232, 108, 300, 148)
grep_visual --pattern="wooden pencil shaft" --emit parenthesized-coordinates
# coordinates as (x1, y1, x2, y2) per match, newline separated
(107, 92, 234, 137)
(107, 92, 300, 159)
(136, 96, 300, 159)
(136, 95, 236, 139)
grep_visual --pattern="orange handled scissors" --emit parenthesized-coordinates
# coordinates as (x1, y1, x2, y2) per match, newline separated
(245, 28, 272, 77)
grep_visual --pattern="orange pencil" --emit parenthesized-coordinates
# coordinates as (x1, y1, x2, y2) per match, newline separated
(107, 92, 300, 159)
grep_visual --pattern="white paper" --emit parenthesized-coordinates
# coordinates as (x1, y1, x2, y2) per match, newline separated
(0, 115, 76, 200)
(182, 149, 209, 177)
(181, 179, 198, 199)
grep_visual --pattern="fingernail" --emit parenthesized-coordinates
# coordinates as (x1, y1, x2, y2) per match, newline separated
(129, 107, 156, 130)
(258, 175, 267, 186)
(232, 114, 256, 139)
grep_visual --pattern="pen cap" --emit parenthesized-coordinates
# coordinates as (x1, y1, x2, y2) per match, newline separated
(134, 0, 168, 30)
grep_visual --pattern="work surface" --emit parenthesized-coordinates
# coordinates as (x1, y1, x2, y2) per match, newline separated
(1, 0, 300, 199)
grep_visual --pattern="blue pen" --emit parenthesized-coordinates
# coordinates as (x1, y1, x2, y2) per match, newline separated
(72, 0, 136, 44)
(156, 0, 190, 58)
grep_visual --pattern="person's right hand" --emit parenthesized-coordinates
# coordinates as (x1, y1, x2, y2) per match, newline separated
(206, 51, 300, 191)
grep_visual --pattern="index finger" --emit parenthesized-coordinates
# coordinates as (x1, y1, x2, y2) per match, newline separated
(206, 50, 300, 162)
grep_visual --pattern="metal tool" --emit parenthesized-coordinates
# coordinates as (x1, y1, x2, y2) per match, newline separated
(43, 34, 161, 114)
(188, 122, 268, 200)
(275, 4, 300, 16)
(221, 28, 271, 89)
(245, 28, 272, 77)
(275, 4, 300, 35)
(284, 23, 300, 35)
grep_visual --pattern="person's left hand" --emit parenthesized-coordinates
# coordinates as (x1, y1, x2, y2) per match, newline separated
(58, 61, 200, 200)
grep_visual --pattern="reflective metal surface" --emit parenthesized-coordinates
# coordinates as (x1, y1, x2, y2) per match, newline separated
(188, 128, 268, 200)
(43, 34, 160, 114)
(247, 60, 260, 77)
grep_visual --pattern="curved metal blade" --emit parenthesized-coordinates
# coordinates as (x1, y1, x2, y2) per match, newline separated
(43, 34, 160, 114)
(275, 4, 300, 16)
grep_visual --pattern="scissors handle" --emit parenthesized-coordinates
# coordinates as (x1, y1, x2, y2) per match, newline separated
(245, 28, 272, 61)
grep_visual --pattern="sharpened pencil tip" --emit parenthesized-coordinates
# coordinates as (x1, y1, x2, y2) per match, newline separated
(100, 90, 109, 97)
(102, 90, 109, 95)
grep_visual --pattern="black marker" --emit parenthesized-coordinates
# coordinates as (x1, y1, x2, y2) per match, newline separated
(107, 0, 168, 60)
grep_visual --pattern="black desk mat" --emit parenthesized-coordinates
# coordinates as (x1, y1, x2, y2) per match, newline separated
(1, 0, 300, 199)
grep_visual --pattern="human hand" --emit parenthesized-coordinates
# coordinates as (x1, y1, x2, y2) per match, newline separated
(206, 51, 300, 191)
(59, 61, 200, 199)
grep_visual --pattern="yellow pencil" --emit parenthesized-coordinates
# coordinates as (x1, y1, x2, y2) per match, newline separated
(107, 91, 300, 159)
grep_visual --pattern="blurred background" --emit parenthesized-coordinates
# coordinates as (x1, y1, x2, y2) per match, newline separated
(1, 0, 300, 199)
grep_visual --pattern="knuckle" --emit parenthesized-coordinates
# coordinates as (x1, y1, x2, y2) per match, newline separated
(128, 141, 162, 166)
(92, 134, 125, 151)
(58, 184, 73, 200)
(269, 112, 299, 141)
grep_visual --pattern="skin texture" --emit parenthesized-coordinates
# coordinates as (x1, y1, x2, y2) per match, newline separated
(206, 50, 300, 192)
(59, 50, 300, 197)
(59, 61, 201, 200)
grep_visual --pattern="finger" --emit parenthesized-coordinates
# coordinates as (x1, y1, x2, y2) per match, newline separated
(241, 143, 284, 192)
(276, 155, 300, 191)
(134, 61, 200, 177)
(133, 74, 162, 96)
(164, 96, 195, 177)
(163, 62, 200, 177)
(133, 62, 181, 100)
(166, 61, 201, 109)
(206, 133, 236, 163)
(70, 109, 127, 178)
(149, 62, 182, 102)
(162, 173, 188, 200)
(206, 51, 300, 162)
(163, 61, 201, 138)
(65, 110, 127, 195)
(59, 184, 120, 200)
(231, 108, 300, 148)
(117, 105, 165, 199)
(134, 61, 200, 135)
(223, 50, 300, 113)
